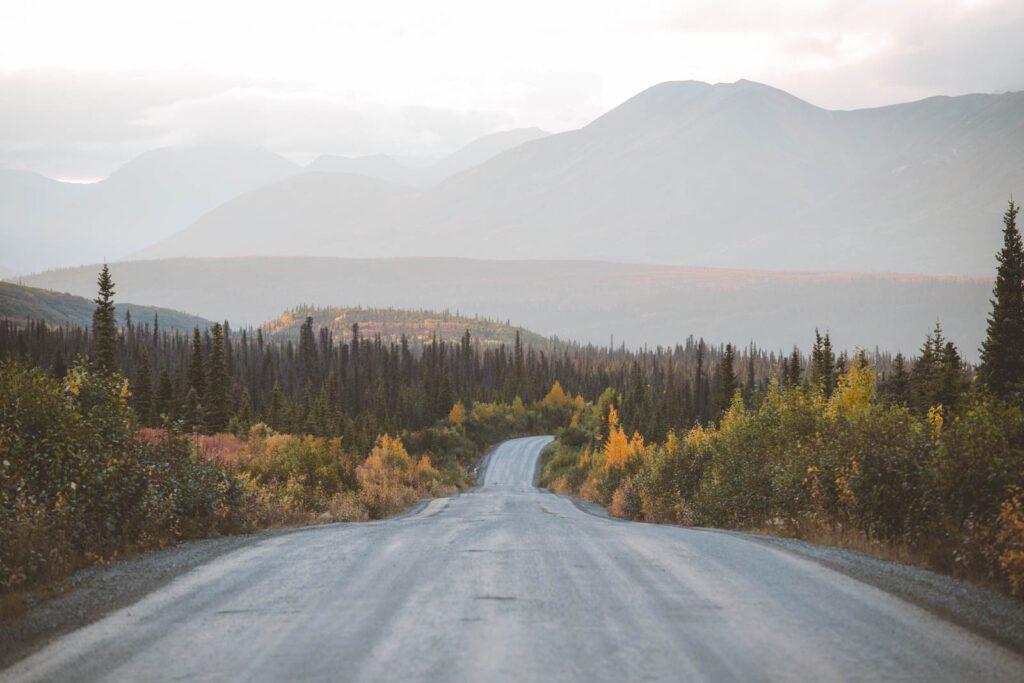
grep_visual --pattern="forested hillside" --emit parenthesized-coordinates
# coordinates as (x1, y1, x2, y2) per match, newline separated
(264, 306, 547, 347)
(0, 281, 210, 331)
(16, 257, 992, 360)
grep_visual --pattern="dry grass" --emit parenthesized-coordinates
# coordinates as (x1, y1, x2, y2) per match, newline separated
(745, 521, 922, 567)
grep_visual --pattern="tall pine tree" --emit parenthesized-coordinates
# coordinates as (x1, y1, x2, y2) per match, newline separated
(716, 343, 738, 420)
(92, 264, 117, 373)
(204, 322, 230, 432)
(979, 199, 1024, 401)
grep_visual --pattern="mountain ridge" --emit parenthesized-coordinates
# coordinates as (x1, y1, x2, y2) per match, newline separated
(133, 79, 1023, 276)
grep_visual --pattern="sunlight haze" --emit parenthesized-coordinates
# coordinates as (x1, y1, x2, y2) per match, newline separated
(2, 0, 1021, 179)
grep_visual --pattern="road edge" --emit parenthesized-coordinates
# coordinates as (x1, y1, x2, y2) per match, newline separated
(556, 489, 1024, 655)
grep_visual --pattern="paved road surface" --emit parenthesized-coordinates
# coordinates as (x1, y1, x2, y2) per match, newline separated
(5, 436, 1024, 682)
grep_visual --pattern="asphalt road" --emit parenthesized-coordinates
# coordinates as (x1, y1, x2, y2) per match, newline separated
(5, 436, 1024, 682)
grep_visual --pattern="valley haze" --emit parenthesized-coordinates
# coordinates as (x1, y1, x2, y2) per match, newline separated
(16, 256, 991, 360)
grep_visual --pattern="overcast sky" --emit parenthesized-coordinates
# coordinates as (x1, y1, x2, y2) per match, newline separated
(2, 0, 1022, 181)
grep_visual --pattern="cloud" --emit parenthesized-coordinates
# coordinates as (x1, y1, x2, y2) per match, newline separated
(140, 87, 512, 163)
(0, 68, 518, 177)
(0, 68, 256, 177)
(1, 1, 1022, 178)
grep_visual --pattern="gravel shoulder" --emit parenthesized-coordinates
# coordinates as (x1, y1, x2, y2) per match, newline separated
(0, 525, 326, 669)
(730, 529, 1024, 655)
(566, 493, 1024, 655)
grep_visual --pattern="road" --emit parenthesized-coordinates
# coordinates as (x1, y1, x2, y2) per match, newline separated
(5, 436, 1024, 682)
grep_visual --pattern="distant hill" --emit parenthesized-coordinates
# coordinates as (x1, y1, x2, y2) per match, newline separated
(304, 128, 549, 188)
(136, 80, 1023, 277)
(136, 172, 413, 258)
(264, 305, 547, 347)
(0, 281, 211, 331)
(17, 256, 993, 360)
(1, 147, 300, 273)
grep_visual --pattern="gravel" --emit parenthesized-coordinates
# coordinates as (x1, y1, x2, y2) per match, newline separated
(0, 527, 306, 668)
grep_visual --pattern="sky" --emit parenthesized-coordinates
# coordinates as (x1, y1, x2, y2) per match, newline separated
(1, 0, 1022, 181)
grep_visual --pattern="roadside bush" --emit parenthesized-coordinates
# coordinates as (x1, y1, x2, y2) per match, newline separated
(0, 360, 248, 591)
(544, 364, 1024, 593)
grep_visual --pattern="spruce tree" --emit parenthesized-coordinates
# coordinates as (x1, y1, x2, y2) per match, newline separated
(157, 370, 175, 423)
(979, 199, 1024, 401)
(50, 349, 67, 379)
(237, 386, 253, 432)
(299, 315, 318, 388)
(133, 347, 153, 426)
(910, 323, 964, 412)
(716, 343, 738, 420)
(694, 339, 706, 423)
(204, 322, 230, 433)
(787, 347, 802, 387)
(183, 387, 203, 433)
(187, 326, 205, 398)
(92, 264, 118, 373)
(810, 330, 836, 396)
(888, 353, 911, 406)
(270, 382, 284, 431)
(513, 330, 525, 399)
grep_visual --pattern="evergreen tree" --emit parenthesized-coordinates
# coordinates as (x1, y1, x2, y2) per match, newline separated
(92, 264, 117, 373)
(979, 199, 1024, 401)
(911, 323, 965, 412)
(622, 360, 653, 436)
(887, 353, 911, 406)
(716, 343, 738, 420)
(270, 382, 285, 431)
(787, 347, 802, 387)
(744, 345, 756, 403)
(810, 330, 836, 396)
(187, 326, 205, 398)
(298, 315, 319, 388)
(50, 349, 67, 379)
(513, 330, 525, 399)
(133, 347, 153, 426)
(237, 386, 253, 432)
(183, 386, 203, 432)
(694, 339, 706, 423)
(204, 322, 230, 432)
(157, 370, 175, 423)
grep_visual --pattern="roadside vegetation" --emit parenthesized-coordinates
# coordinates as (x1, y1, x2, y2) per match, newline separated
(543, 201, 1024, 594)
(2, 200, 1022, 597)
(0, 356, 574, 595)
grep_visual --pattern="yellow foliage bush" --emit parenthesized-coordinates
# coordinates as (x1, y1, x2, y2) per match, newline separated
(448, 402, 466, 426)
(998, 488, 1024, 595)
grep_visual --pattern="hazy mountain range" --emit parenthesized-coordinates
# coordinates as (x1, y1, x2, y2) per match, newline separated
(4, 80, 1021, 278)
(15, 257, 992, 360)
(0, 129, 550, 274)
(134, 80, 1024, 276)
(1, 149, 299, 273)
(305, 128, 549, 188)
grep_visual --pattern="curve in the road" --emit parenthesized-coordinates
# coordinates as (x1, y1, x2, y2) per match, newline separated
(4, 435, 1024, 682)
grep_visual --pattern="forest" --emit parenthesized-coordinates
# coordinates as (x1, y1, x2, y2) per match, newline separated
(2, 201, 1022, 597)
